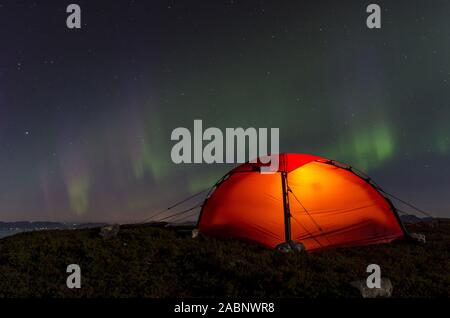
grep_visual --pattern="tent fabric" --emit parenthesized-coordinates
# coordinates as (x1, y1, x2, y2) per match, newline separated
(198, 153, 405, 251)
(231, 153, 322, 173)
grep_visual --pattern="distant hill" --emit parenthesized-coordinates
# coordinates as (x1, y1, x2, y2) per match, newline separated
(0, 222, 108, 239)
(0, 220, 448, 297)
(0, 221, 108, 230)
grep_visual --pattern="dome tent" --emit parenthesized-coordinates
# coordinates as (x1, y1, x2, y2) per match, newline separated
(197, 153, 407, 251)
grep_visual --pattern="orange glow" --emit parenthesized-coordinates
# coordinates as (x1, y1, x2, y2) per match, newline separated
(198, 154, 404, 251)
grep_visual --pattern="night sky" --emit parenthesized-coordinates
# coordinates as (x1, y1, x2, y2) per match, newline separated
(0, 0, 449, 222)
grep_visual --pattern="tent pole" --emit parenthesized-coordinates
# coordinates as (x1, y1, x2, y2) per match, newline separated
(281, 171, 292, 242)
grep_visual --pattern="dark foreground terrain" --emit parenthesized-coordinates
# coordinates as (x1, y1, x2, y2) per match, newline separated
(0, 220, 448, 298)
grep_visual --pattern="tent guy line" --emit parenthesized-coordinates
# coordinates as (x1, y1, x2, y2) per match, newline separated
(134, 154, 434, 251)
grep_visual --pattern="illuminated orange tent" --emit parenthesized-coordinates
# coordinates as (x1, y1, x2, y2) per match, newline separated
(198, 153, 406, 251)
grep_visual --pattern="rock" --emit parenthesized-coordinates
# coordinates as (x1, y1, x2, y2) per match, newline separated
(276, 242, 291, 253)
(289, 240, 305, 253)
(276, 240, 305, 253)
(409, 232, 426, 243)
(99, 224, 120, 239)
(192, 229, 199, 238)
(350, 278, 393, 298)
